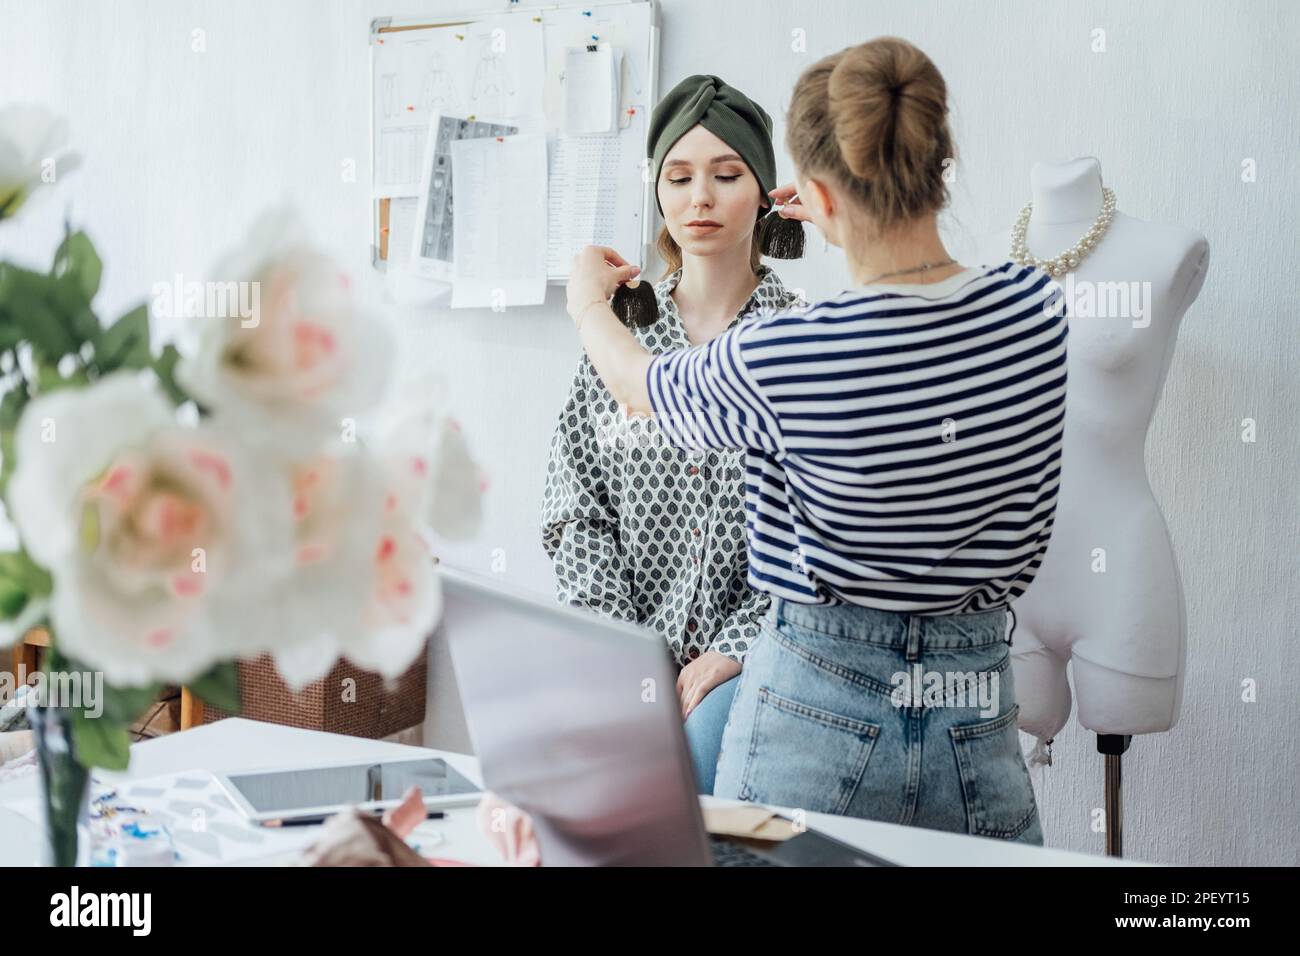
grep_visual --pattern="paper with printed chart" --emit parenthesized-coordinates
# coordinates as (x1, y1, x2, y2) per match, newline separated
(371, 13, 545, 199)
(449, 133, 549, 309)
(545, 100, 645, 278)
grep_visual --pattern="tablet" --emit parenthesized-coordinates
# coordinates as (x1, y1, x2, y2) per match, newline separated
(215, 758, 483, 825)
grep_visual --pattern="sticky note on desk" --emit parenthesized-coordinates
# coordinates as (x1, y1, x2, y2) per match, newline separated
(702, 806, 800, 842)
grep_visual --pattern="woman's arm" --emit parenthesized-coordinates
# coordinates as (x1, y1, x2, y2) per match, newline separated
(568, 245, 785, 457)
(565, 246, 654, 417)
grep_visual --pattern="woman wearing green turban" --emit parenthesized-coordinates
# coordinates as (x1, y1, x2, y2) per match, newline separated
(541, 75, 804, 794)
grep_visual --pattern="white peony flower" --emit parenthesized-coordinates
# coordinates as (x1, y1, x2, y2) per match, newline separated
(376, 375, 487, 542)
(0, 104, 81, 221)
(271, 445, 442, 689)
(8, 373, 174, 571)
(8, 373, 296, 686)
(272, 376, 487, 688)
(176, 204, 393, 456)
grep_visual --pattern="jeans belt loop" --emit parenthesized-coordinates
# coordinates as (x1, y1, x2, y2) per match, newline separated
(1006, 606, 1018, 647)
(905, 616, 922, 662)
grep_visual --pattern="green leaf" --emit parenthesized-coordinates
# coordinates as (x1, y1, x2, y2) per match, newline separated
(0, 266, 76, 361)
(35, 361, 89, 394)
(46, 647, 149, 770)
(0, 383, 22, 498)
(0, 578, 25, 619)
(0, 549, 52, 597)
(95, 304, 151, 373)
(69, 707, 131, 771)
(52, 230, 102, 302)
(188, 660, 241, 715)
(99, 681, 163, 725)
(152, 343, 194, 408)
(0, 188, 22, 220)
(47, 274, 100, 343)
(0, 424, 16, 502)
(0, 384, 27, 430)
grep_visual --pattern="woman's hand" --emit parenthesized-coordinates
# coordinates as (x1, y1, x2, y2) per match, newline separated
(677, 650, 742, 719)
(476, 791, 542, 866)
(381, 785, 429, 838)
(768, 183, 813, 223)
(300, 786, 433, 867)
(566, 245, 641, 321)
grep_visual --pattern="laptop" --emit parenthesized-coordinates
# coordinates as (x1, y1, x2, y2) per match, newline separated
(439, 565, 898, 867)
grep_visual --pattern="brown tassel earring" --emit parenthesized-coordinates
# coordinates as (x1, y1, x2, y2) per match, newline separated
(759, 205, 805, 259)
(610, 278, 660, 329)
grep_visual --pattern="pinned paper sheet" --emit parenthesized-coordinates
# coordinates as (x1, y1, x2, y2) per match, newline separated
(702, 806, 801, 843)
(450, 133, 548, 308)
(371, 13, 545, 198)
(545, 103, 645, 277)
(409, 113, 520, 284)
(563, 44, 621, 134)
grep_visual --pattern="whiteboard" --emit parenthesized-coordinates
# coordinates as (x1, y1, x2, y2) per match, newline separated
(369, 0, 660, 284)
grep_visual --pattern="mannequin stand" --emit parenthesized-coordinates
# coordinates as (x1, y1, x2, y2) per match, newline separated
(1097, 733, 1132, 857)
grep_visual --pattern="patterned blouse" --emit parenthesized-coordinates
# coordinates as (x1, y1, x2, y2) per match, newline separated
(541, 265, 804, 668)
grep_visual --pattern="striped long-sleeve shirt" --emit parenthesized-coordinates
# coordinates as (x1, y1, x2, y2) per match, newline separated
(646, 261, 1068, 614)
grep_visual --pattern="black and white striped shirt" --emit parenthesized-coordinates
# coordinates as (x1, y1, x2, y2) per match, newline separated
(646, 261, 1068, 614)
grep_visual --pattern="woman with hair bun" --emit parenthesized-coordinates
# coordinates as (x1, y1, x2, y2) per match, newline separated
(565, 37, 1066, 843)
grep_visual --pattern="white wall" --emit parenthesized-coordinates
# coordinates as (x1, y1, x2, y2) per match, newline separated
(2, 0, 1296, 865)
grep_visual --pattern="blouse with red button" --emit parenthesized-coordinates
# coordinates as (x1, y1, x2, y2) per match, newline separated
(541, 264, 805, 668)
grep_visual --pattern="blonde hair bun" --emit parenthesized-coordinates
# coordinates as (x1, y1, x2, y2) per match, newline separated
(787, 37, 953, 228)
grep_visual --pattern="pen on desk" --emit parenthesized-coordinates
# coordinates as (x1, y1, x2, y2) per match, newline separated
(264, 809, 447, 828)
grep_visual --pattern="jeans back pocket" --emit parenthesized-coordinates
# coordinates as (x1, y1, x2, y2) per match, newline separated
(739, 687, 880, 816)
(948, 702, 1040, 840)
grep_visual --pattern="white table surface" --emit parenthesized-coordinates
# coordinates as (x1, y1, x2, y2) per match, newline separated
(0, 718, 1148, 867)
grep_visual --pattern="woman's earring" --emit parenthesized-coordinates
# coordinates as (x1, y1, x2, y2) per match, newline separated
(611, 279, 659, 328)
(758, 208, 805, 260)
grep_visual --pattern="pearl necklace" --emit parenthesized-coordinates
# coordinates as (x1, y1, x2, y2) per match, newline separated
(1010, 186, 1116, 276)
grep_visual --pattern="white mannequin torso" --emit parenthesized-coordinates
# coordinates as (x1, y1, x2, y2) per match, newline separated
(979, 157, 1210, 742)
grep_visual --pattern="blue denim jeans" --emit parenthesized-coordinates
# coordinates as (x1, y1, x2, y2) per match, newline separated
(683, 674, 740, 795)
(713, 599, 1044, 844)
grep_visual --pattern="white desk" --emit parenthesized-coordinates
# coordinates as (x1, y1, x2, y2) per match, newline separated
(0, 718, 1147, 867)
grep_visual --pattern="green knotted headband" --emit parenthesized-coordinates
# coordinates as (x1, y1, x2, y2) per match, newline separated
(648, 74, 777, 218)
